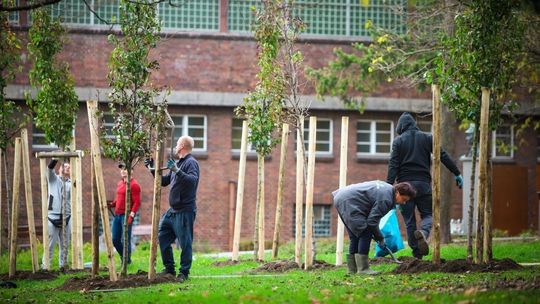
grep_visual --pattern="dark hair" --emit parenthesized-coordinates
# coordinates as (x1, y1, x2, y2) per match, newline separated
(394, 182, 416, 198)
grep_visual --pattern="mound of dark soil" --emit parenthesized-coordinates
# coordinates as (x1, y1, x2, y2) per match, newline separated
(212, 260, 239, 267)
(250, 259, 335, 273)
(0, 270, 58, 281)
(393, 258, 522, 274)
(370, 256, 416, 265)
(57, 270, 176, 291)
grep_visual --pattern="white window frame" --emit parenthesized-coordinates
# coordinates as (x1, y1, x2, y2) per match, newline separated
(102, 113, 116, 140)
(168, 114, 207, 152)
(32, 122, 58, 150)
(356, 120, 394, 156)
(492, 124, 514, 159)
(293, 204, 331, 238)
(298, 118, 333, 156)
(231, 118, 256, 153)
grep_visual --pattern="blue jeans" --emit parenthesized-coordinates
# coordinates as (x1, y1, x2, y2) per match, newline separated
(158, 209, 196, 276)
(400, 181, 432, 257)
(346, 227, 372, 255)
(112, 214, 132, 263)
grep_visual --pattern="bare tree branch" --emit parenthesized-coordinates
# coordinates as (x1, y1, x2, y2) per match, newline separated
(0, 0, 62, 12)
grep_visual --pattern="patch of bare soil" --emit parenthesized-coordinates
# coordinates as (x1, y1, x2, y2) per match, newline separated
(393, 258, 522, 274)
(57, 270, 176, 292)
(212, 260, 239, 267)
(0, 270, 58, 281)
(249, 259, 335, 273)
(370, 256, 416, 265)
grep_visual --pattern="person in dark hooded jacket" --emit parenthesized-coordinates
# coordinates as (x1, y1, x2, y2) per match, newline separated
(386, 112, 463, 259)
(333, 180, 416, 275)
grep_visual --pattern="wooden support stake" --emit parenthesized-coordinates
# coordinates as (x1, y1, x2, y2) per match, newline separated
(271, 123, 289, 259)
(70, 155, 78, 269)
(304, 116, 317, 270)
(232, 120, 248, 262)
(475, 88, 490, 264)
(36, 151, 82, 158)
(0, 149, 3, 257)
(91, 157, 100, 277)
(257, 155, 265, 261)
(87, 100, 117, 281)
(9, 138, 22, 278)
(39, 158, 50, 269)
(483, 153, 493, 263)
(295, 119, 305, 266)
(336, 117, 348, 266)
(71, 154, 83, 269)
(432, 85, 442, 264)
(21, 129, 39, 272)
(148, 139, 164, 280)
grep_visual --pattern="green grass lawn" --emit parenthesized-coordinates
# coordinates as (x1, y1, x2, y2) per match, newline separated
(1, 239, 539, 303)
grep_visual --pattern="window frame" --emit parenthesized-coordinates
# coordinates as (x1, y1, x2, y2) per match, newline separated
(356, 119, 394, 157)
(298, 117, 333, 156)
(492, 123, 514, 159)
(231, 118, 257, 153)
(168, 114, 208, 152)
(293, 204, 332, 238)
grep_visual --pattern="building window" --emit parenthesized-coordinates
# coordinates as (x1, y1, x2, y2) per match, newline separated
(32, 122, 58, 149)
(167, 115, 207, 152)
(231, 118, 256, 153)
(102, 113, 116, 140)
(228, 0, 406, 37)
(492, 124, 514, 159)
(356, 120, 393, 156)
(293, 204, 331, 237)
(298, 118, 332, 155)
(8, 0, 19, 24)
(417, 121, 432, 133)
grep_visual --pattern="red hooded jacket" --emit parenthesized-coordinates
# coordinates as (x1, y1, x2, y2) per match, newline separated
(111, 178, 141, 216)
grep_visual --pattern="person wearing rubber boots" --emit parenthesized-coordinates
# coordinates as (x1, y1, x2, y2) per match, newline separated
(333, 181, 416, 275)
(386, 112, 463, 259)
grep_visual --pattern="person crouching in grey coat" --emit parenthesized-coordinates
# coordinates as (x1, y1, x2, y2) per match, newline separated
(333, 181, 416, 275)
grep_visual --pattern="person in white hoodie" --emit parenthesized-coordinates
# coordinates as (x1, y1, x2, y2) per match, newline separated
(42, 159, 71, 269)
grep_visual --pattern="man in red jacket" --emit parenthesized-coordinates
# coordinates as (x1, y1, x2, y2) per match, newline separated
(108, 163, 141, 265)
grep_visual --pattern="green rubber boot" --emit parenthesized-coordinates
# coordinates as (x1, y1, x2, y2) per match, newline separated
(346, 254, 357, 274)
(355, 254, 380, 275)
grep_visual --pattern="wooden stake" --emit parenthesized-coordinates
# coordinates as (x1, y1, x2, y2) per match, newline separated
(257, 155, 265, 261)
(336, 117, 348, 266)
(304, 116, 317, 270)
(148, 139, 164, 280)
(271, 123, 289, 259)
(91, 157, 99, 277)
(232, 120, 248, 262)
(74, 155, 83, 269)
(9, 138, 22, 278)
(36, 151, 82, 158)
(475, 88, 490, 264)
(39, 158, 50, 269)
(21, 129, 39, 272)
(70, 154, 78, 269)
(483, 139, 493, 263)
(87, 100, 117, 281)
(295, 119, 305, 266)
(432, 85, 442, 264)
(0, 149, 3, 257)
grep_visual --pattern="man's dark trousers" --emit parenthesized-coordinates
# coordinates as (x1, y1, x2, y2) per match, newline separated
(159, 209, 196, 276)
(399, 181, 432, 257)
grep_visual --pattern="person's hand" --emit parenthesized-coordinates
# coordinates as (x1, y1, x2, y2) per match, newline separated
(107, 201, 115, 209)
(167, 159, 178, 172)
(127, 212, 135, 225)
(48, 159, 58, 170)
(455, 175, 463, 189)
(144, 158, 154, 169)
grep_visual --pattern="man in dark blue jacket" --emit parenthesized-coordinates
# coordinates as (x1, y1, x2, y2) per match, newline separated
(145, 135, 200, 283)
(386, 112, 463, 259)
(334, 181, 416, 275)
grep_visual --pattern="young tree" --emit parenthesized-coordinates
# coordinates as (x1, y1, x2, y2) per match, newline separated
(27, 7, 79, 269)
(101, 0, 164, 277)
(235, 0, 285, 262)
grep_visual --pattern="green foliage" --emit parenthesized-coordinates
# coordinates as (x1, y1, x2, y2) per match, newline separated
(235, 0, 285, 157)
(101, 0, 164, 165)
(0, 8, 24, 151)
(27, 8, 78, 149)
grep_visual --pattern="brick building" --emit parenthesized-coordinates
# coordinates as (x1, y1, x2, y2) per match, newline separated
(4, 0, 539, 252)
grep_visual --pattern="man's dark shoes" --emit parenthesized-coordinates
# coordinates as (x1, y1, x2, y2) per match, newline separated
(159, 269, 176, 277)
(414, 230, 429, 255)
(177, 273, 188, 283)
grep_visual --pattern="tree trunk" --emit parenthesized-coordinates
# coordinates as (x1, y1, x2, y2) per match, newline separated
(122, 166, 132, 277)
(257, 155, 265, 261)
(466, 121, 479, 263)
(271, 124, 289, 259)
(432, 85, 442, 264)
(149, 138, 164, 280)
(0, 149, 3, 256)
(91, 158, 100, 277)
(253, 154, 261, 261)
(2, 150, 11, 256)
(440, 104, 456, 244)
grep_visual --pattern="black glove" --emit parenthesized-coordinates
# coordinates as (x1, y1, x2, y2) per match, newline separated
(48, 159, 58, 169)
(144, 158, 154, 169)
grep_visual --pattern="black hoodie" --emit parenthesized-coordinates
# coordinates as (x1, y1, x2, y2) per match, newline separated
(386, 113, 461, 184)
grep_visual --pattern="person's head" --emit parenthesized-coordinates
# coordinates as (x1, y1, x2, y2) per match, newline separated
(175, 135, 194, 158)
(396, 112, 418, 135)
(59, 162, 70, 178)
(118, 162, 128, 179)
(393, 182, 416, 204)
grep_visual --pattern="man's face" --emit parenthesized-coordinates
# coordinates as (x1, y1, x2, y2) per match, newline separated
(120, 168, 128, 179)
(62, 163, 71, 176)
(395, 192, 410, 205)
(175, 138, 184, 156)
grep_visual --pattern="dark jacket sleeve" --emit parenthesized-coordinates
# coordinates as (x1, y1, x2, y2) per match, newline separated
(366, 201, 389, 241)
(386, 139, 400, 184)
(428, 135, 461, 176)
(175, 160, 199, 187)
